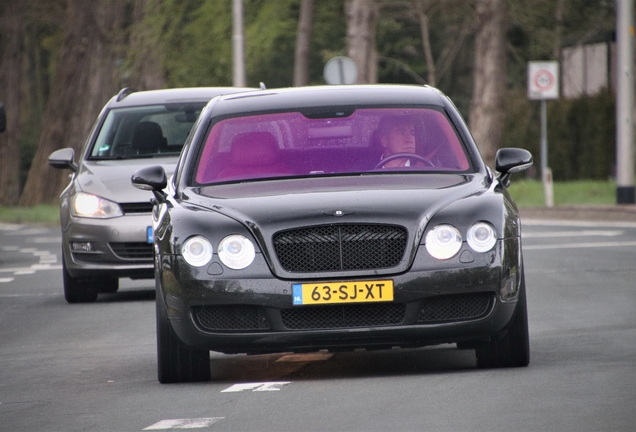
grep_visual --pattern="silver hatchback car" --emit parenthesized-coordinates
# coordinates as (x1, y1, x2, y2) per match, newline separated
(48, 87, 251, 303)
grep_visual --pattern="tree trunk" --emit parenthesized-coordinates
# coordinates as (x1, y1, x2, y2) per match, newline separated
(0, 0, 24, 205)
(294, 0, 313, 87)
(413, 0, 437, 86)
(19, 0, 127, 206)
(128, 0, 166, 90)
(468, 0, 507, 168)
(346, 0, 379, 84)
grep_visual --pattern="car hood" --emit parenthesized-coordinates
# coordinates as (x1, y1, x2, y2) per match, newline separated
(77, 158, 178, 203)
(192, 174, 488, 239)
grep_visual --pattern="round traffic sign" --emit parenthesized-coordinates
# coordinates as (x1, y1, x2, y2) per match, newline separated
(324, 56, 358, 85)
(534, 70, 555, 91)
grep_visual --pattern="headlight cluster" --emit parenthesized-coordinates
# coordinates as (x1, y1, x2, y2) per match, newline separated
(72, 192, 123, 218)
(181, 234, 255, 269)
(425, 222, 496, 260)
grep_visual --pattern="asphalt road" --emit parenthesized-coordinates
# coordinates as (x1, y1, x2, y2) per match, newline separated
(1, 219, 636, 432)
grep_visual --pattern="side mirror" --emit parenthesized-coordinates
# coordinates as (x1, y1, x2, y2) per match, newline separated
(132, 165, 168, 203)
(48, 148, 78, 172)
(495, 148, 533, 187)
(0, 103, 6, 132)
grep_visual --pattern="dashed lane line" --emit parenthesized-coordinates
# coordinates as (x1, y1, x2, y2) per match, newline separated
(143, 418, 224, 430)
(221, 381, 291, 392)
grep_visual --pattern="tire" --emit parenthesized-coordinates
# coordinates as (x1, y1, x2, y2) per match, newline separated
(62, 256, 98, 303)
(156, 292, 211, 383)
(475, 273, 530, 368)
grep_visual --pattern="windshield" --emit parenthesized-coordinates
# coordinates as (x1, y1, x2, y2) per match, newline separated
(89, 103, 205, 159)
(195, 108, 471, 185)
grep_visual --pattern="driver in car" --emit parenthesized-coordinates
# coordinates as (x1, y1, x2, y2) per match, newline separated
(377, 116, 428, 168)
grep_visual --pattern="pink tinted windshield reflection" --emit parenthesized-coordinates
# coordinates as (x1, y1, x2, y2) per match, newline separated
(195, 108, 470, 184)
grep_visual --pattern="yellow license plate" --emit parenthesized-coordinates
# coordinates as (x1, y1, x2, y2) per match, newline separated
(292, 280, 393, 305)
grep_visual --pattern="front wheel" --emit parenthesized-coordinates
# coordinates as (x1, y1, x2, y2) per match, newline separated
(62, 256, 98, 303)
(156, 292, 211, 383)
(475, 274, 530, 368)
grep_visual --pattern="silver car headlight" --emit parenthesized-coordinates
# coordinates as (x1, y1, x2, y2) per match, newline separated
(467, 222, 497, 252)
(425, 224, 462, 260)
(218, 235, 255, 269)
(182, 236, 213, 267)
(72, 192, 123, 218)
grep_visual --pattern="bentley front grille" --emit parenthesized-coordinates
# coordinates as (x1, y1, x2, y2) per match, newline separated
(273, 224, 407, 272)
(417, 292, 494, 323)
(281, 303, 406, 330)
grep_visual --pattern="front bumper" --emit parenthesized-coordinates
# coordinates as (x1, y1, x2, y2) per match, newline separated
(158, 238, 522, 354)
(62, 213, 154, 279)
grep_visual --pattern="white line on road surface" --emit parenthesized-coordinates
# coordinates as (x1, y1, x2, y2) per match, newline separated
(522, 230, 624, 238)
(523, 240, 636, 250)
(221, 382, 291, 392)
(0, 265, 62, 274)
(143, 418, 224, 430)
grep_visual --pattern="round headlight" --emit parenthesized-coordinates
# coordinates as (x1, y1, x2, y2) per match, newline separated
(425, 224, 462, 260)
(218, 235, 255, 270)
(467, 222, 497, 252)
(182, 236, 213, 267)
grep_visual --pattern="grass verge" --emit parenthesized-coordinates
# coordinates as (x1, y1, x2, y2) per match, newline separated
(507, 180, 616, 208)
(0, 204, 60, 226)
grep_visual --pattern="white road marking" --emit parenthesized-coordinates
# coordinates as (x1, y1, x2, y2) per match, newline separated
(522, 230, 623, 238)
(0, 278, 14, 283)
(523, 240, 636, 251)
(0, 265, 61, 274)
(221, 381, 291, 393)
(523, 219, 636, 228)
(276, 353, 333, 362)
(28, 237, 62, 244)
(143, 418, 224, 430)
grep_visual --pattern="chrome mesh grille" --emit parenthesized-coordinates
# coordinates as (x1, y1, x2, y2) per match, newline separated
(281, 303, 406, 330)
(273, 224, 407, 272)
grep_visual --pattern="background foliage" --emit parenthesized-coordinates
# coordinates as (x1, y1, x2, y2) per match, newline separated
(2, 0, 620, 199)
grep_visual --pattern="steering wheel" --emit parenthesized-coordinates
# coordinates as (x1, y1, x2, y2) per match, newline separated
(374, 153, 434, 169)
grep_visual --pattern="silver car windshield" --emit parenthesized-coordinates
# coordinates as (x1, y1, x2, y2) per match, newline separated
(89, 104, 204, 159)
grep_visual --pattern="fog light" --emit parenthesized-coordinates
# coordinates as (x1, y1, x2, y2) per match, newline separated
(70, 241, 93, 252)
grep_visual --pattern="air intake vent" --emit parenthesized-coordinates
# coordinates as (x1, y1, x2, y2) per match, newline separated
(120, 202, 153, 214)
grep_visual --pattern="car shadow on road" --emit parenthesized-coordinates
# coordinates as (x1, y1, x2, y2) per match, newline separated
(208, 346, 477, 383)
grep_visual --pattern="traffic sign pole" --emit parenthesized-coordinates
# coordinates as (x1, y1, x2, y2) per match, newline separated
(528, 61, 559, 208)
(616, 0, 635, 204)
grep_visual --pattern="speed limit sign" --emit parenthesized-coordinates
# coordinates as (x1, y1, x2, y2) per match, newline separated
(528, 61, 559, 100)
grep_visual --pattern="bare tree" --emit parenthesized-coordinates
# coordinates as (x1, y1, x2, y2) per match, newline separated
(468, 0, 507, 168)
(294, 0, 314, 87)
(0, 0, 24, 205)
(127, 0, 166, 90)
(412, 0, 438, 86)
(346, 0, 380, 84)
(19, 0, 128, 205)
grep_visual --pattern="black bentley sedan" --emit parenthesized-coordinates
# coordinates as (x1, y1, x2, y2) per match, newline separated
(132, 85, 533, 383)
